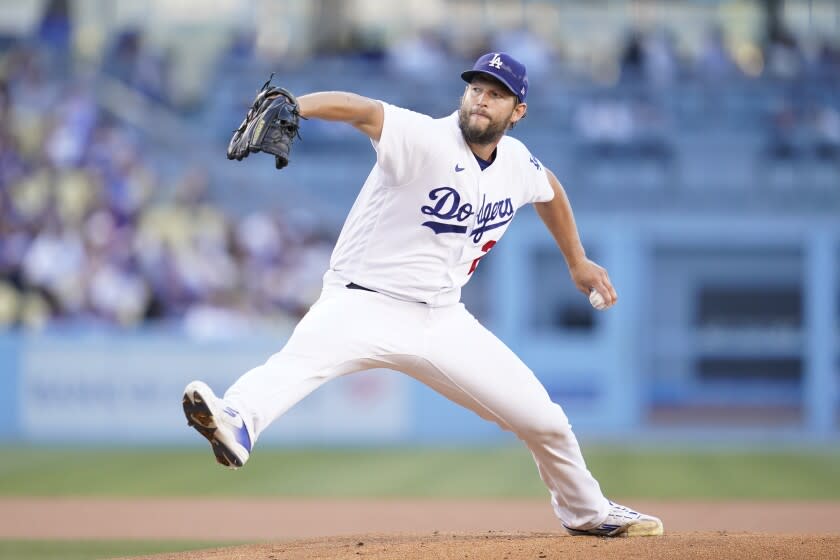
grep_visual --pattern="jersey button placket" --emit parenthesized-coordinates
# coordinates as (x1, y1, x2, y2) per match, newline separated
(450, 172, 477, 275)
(465, 173, 484, 255)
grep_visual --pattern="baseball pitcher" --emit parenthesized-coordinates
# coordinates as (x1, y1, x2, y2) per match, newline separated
(183, 52, 663, 537)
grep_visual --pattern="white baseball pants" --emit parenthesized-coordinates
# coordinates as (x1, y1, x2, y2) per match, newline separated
(224, 275, 610, 529)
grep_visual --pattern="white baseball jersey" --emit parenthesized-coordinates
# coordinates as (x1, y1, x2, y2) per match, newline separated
(222, 100, 611, 533)
(327, 102, 554, 306)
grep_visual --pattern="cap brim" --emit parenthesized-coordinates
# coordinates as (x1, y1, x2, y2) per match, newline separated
(461, 70, 521, 101)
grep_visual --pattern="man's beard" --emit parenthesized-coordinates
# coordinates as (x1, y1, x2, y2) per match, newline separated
(458, 106, 511, 146)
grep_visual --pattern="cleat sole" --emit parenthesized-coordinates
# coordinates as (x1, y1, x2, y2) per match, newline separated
(182, 391, 241, 470)
(624, 520, 664, 537)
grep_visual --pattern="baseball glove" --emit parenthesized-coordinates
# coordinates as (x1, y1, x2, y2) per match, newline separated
(227, 74, 303, 170)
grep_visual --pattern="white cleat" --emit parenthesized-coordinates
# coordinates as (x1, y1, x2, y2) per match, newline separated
(564, 501, 664, 537)
(182, 381, 252, 469)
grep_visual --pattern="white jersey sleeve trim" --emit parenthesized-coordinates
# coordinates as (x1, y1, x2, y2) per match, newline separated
(503, 136, 555, 204)
(533, 168, 555, 203)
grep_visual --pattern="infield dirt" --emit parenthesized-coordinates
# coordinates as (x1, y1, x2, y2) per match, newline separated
(118, 533, 839, 560)
(2, 499, 838, 559)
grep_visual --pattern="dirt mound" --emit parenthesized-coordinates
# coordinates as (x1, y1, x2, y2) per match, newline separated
(4, 499, 840, 539)
(3, 498, 838, 558)
(118, 532, 840, 560)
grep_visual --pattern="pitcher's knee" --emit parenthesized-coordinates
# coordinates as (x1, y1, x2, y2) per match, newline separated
(513, 404, 574, 442)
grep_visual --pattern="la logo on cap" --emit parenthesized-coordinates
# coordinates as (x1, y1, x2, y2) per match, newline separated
(488, 53, 503, 69)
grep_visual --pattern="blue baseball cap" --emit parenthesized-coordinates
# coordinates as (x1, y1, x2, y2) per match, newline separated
(461, 52, 528, 103)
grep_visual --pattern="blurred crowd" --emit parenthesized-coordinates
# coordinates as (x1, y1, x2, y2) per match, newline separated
(0, 44, 332, 335)
(54, 7, 840, 163)
(276, 22, 840, 157)
(295, 19, 840, 86)
(91, 14, 840, 143)
(1, 4, 839, 332)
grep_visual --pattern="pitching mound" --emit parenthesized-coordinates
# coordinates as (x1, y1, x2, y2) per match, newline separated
(119, 532, 839, 560)
(4, 499, 838, 558)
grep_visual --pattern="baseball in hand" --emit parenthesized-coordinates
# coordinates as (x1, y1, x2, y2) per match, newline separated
(589, 289, 607, 310)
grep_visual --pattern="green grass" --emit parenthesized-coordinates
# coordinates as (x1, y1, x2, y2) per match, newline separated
(0, 446, 838, 500)
(0, 540, 240, 560)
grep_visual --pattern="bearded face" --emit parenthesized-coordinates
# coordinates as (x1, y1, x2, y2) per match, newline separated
(458, 104, 514, 145)
(457, 79, 520, 146)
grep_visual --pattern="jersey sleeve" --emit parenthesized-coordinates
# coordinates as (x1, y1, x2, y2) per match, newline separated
(527, 154, 555, 204)
(370, 102, 435, 186)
